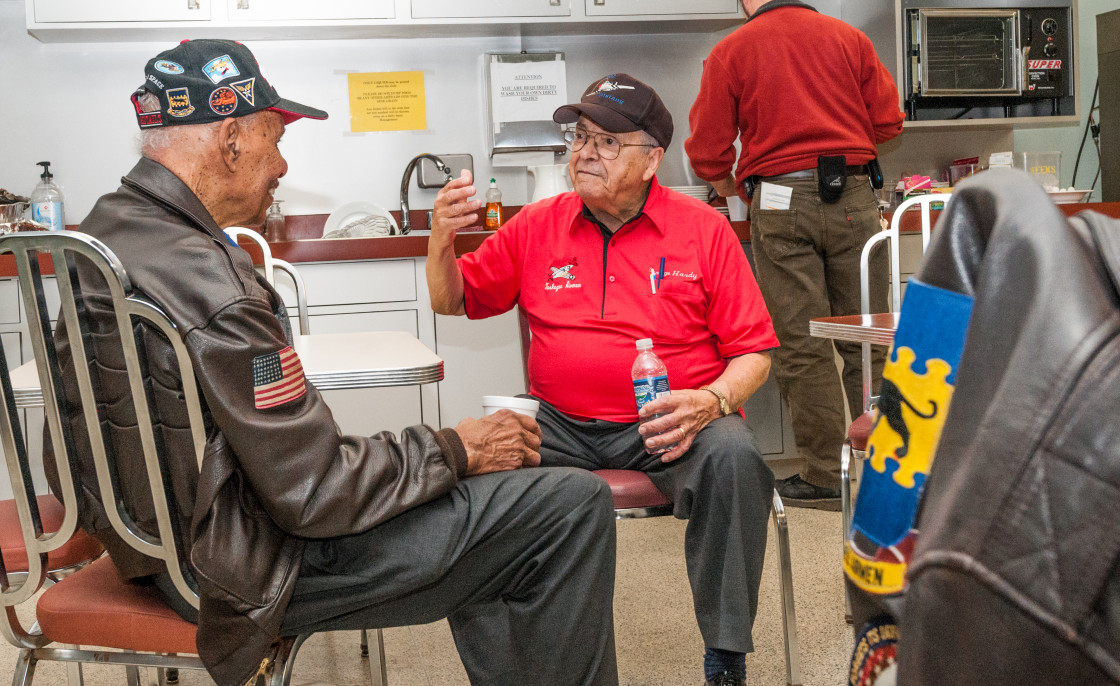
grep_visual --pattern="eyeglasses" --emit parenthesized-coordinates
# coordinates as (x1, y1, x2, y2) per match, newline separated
(563, 129, 658, 160)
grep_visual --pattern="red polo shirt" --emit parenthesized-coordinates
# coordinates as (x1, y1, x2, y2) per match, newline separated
(459, 177, 778, 422)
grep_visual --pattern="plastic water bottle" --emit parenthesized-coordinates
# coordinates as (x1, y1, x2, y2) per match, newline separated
(31, 161, 65, 231)
(484, 178, 504, 230)
(632, 338, 676, 454)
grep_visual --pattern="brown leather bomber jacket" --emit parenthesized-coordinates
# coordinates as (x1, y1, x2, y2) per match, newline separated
(44, 158, 468, 686)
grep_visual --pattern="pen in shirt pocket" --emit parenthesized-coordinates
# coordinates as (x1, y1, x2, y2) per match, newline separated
(657, 257, 666, 290)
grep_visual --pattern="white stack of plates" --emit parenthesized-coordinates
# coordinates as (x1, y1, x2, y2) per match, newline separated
(669, 185, 729, 218)
(669, 185, 711, 202)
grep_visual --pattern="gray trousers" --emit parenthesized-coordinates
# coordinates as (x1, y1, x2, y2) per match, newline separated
(534, 398, 775, 653)
(278, 467, 619, 686)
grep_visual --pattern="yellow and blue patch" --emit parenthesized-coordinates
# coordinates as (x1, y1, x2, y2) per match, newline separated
(845, 279, 972, 594)
(167, 87, 195, 118)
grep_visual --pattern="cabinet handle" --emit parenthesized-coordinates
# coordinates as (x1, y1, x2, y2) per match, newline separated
(237, 0, 249, 8)
(187, 0, 199, 8)
(594, 0, 605, 4)
(550, 0, 561, 5)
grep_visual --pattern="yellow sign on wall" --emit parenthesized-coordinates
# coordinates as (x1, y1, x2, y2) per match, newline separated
(348, 71, 426, 132)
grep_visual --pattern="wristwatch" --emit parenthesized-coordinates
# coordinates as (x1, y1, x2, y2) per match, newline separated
(699, 385, 731, 417)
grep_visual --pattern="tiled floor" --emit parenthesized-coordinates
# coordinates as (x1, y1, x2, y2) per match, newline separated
(0, 483, 854, 686)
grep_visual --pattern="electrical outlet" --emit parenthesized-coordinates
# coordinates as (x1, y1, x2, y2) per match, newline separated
(418, 154, 474, 188)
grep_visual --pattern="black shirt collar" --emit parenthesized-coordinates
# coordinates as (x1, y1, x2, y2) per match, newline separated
(579, 188, 652, 239)
(747, 0, 817, 23)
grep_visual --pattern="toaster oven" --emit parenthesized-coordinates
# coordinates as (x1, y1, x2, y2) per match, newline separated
(900, 1, 1074, 120)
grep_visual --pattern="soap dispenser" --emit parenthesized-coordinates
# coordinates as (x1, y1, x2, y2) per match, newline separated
(265, 200, 286, 241)
(31, 161, 65, 231)
(484, 178, 504, 230)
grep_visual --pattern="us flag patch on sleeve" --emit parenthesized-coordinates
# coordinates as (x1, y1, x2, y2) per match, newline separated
(252, 346, 307, 409)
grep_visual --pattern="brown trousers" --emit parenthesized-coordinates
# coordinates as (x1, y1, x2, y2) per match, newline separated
(749, 174, 888, 489)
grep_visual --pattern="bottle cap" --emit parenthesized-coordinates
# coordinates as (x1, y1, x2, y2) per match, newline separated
(490, 178, 497, 187)
(635, 338, 653, 350)
(37, 161, 53, 181)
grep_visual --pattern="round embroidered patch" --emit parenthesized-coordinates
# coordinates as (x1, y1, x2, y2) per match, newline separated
(849, 616, 899, 686)
(209, 86, 238, 116)
(154, 60, 184, 75)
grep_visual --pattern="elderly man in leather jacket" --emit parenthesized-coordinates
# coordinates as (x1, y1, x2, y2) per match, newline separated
(45, 39, 619, 686)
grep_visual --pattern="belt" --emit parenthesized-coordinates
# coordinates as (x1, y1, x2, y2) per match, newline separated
(760, 165, 869, 181)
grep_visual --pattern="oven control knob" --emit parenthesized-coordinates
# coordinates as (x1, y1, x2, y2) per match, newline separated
(1041, 18, 1058, 35)
(1043, 42, 1058, 57)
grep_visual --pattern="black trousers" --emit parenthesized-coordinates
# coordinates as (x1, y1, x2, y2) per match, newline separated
(534, 398, 775, 653)
(278, 467, 619, 686)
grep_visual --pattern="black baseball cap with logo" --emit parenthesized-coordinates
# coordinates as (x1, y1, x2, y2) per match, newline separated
(131, 39, 328, 129)
(553, 73, 673, 149)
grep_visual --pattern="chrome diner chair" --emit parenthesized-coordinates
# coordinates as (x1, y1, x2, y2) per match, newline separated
(840, 194, 947, 538)
(838, 193, 949, 620)
(225, 227, 311, 336)
(0, 230, 314, 686)
(225, 226, 389, 685)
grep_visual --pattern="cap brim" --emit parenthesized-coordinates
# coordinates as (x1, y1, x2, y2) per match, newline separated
(269, 98, 328, 125)
(553, 103, 641, 134)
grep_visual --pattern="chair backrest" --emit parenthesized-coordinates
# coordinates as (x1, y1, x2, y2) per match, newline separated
(857, 194, 950, 410)
(225, 227, 310, 335)
(0, 231, 207, 613)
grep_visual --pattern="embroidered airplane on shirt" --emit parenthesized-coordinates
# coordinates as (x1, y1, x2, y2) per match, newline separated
(549, 264, 576, 281)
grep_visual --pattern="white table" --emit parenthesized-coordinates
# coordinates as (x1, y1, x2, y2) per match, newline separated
(7, 330, 444, 408)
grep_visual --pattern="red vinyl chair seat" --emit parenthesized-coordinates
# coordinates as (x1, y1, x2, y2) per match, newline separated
(593, 469, 671, 510)
(0, 495, 103, 573)
(847, 410, 877, 452)
(37, 556, 198, 655)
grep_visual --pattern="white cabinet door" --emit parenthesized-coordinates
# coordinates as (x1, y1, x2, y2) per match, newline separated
(584, 0, 739, 17)
(231, 0, 393, 21)
(281, 260, 417, 309)
(0, 280, 19, 325)
(31, 0, 212, 23)
(411, 0, 569, 19)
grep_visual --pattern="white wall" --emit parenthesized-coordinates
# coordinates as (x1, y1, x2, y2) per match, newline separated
(3, 0, 1110, 225)
(1014, 0, 1114, 199)
(0, 0, 729, 223)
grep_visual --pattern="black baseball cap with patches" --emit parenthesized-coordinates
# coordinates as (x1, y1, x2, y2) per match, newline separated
(553, 73, 673, 149)
(132, 39, 328, 129)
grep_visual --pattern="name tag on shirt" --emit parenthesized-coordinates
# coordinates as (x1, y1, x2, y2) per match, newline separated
(759, 182, 793, 211)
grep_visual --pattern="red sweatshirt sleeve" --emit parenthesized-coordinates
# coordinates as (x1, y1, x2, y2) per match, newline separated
(685, 54, 741, 183)
(858, 34, 905, 144)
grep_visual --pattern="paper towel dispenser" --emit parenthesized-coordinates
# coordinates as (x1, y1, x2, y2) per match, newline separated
(485, 52, 568, 158)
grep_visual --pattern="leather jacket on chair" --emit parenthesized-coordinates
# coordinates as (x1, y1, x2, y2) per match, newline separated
(885, 170, 1120, 683)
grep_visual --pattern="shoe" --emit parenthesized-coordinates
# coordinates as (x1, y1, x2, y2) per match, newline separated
(777, 474, 842, 511)
(705, 671, 745, 686)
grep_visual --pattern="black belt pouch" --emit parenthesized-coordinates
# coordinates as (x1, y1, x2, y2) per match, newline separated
(817, 155, 846, 203)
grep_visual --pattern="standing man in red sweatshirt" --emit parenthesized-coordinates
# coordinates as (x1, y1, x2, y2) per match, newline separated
(686, 0, 905, 510)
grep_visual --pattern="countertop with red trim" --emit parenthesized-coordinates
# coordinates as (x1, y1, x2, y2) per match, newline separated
(6, 201, 1119, 275)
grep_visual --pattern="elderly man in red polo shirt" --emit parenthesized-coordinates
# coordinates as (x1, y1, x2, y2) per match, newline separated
(427, 74, 778, 686)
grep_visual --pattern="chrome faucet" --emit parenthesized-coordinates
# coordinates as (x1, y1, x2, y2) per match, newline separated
(400, 153, 452, 235)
